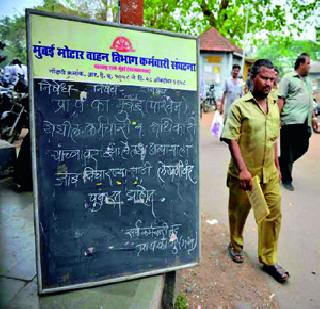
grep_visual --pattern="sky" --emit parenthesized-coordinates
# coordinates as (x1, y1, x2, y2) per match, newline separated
(1, 0, 43, 18)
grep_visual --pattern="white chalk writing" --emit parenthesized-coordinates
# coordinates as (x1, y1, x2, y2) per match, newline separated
(47, 143, 193, 165)
(123, 220, 198, 256)
(54, 162, 153, 187)
(38, 80, 76, 96)
(157, 160, 197, 184)
(91, 84, 119, 94)
(126, 185, 156, 217)
(43, 115, 132, 142)
(85, 191, 123, 215)
(53, 99, 109, 114)
(150, 117, 196, 138)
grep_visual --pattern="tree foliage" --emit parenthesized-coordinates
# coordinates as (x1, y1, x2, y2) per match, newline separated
(0, 0, 319, 66)
(37, 0, 91, 17)
(144, 1, 182, 32)
(0, 0, 91, 67)
(254, 38, 320, 74)
(144, 0, 319, 47)
(0, 15, 26, 66)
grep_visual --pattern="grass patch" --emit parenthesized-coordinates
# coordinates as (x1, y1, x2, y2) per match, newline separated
(174, 294, 188, 309)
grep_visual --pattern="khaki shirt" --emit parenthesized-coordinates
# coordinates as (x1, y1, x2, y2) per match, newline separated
(221, 92, 280, 184)
(278, 72, 313, 126)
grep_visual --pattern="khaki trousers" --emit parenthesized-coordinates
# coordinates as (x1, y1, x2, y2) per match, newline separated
(228, 173, 281, 265)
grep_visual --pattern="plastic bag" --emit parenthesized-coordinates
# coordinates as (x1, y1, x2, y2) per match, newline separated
(210, 112, 224, 138)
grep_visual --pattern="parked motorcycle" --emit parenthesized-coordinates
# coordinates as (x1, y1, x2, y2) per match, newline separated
(200, 84, 217, 116)
(0, 85, 29, 143)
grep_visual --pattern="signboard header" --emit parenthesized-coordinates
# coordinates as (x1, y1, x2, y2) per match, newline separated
(29, 13, 197, 90)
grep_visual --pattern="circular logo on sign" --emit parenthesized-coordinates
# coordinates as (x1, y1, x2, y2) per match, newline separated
(110, 37, 135, 53)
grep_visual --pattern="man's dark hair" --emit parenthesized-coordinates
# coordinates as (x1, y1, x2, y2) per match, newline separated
(274, 67, 279, 74)
(232, 64, 241, 70)
(12, 58, 22, 65)
(294, 53, 310, 70)
(250, 59, 274, 78)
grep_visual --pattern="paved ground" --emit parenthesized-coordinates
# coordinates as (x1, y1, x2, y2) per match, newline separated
(199, 111, 320, 308)
(1, 114, 319, 308)
(0, 170, 163, 309)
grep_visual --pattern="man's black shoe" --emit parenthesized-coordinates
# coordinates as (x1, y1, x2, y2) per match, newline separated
(282, 182, 294, 191)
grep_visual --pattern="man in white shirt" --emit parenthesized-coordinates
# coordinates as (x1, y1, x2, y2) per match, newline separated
(220, 64, 243, 120)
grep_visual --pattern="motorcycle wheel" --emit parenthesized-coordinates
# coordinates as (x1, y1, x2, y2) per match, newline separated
(0, 121, 23, 144)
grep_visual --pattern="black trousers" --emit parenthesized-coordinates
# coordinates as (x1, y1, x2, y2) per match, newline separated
(14, 132, 33, 190)
(279, 123, 311, 184)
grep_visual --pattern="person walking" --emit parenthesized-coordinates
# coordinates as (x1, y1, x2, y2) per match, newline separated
(221, 59, 290, 283)
(220, 64, 243, 121)
(278, 53, 318, 191)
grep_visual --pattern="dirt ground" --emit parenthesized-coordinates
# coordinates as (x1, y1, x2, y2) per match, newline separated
(178, 213, 280, 308)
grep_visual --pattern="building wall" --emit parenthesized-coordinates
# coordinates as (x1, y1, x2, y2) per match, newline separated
(244, 60, 254, 81)
(310, 72, 320, 103)
(199, 51, 243, 100)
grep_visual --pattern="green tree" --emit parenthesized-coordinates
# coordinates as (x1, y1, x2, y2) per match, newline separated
(254, 39, 320, 74)
(144, 1, 182, 32)
(0, 15, 26, 66)
(0, 0, 91, 67)
(144, 0, 319, 46)
(1, 0, 318, 66)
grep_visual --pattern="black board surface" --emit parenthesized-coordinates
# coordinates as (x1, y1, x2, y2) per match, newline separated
(34, 78, 199, 289)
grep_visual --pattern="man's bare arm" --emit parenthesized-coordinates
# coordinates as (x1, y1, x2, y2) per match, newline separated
(274, 141, 281, 181)
(278, 97, 285, 112)
(220, 92, 226, 114)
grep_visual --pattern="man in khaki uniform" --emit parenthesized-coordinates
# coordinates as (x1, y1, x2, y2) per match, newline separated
(221, 59, 289, 283)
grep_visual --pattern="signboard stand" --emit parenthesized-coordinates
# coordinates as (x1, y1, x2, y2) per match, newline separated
(27, 10, 199, 294)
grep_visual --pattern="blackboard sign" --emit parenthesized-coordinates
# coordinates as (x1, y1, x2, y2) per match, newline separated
(27, 10, 199, 293)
